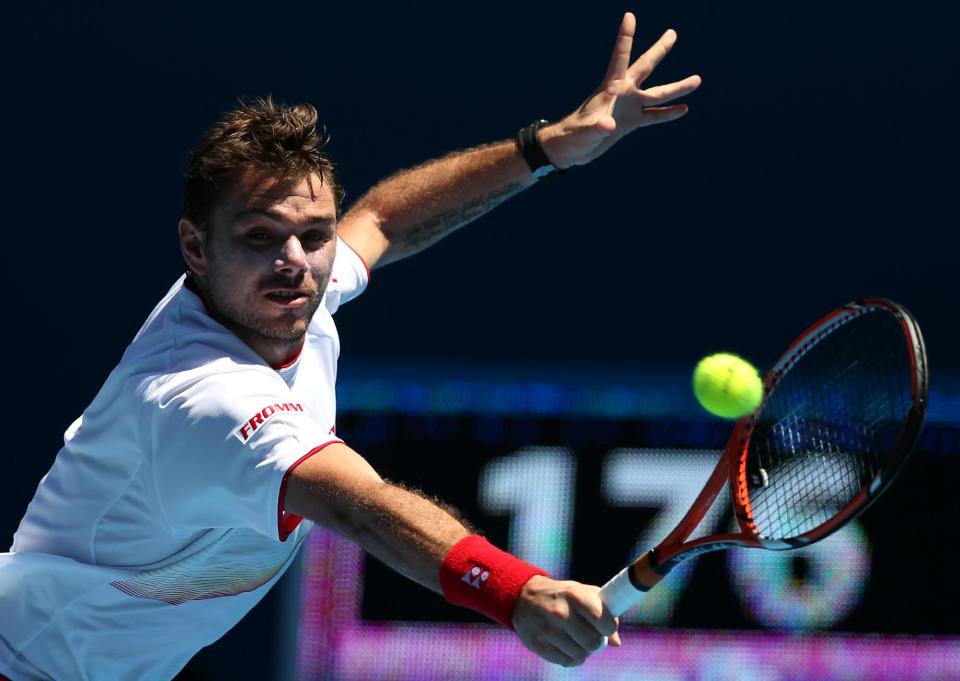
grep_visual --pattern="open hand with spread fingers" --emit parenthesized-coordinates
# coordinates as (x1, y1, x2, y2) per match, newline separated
(541, 12, 701, 170)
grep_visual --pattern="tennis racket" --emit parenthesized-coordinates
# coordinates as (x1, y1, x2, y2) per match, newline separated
(599, 298, 928, 618)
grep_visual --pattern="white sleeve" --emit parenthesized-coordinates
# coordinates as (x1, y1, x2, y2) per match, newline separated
(145, 369, 340, 540)
(323, 236, 370, 315)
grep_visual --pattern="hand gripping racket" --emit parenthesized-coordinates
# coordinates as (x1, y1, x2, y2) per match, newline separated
(599, 298, 928, 619)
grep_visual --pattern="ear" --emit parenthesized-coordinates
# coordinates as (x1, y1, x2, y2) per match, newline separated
(179, 218, 208, 279)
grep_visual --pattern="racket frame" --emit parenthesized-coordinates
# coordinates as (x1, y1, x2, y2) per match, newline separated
(733, 298, 928, 549)
(604, 298, 928, 612)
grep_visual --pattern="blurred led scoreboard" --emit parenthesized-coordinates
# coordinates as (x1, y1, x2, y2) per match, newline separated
(289, 362, 960, 680)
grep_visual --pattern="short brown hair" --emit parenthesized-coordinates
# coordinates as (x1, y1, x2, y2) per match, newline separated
(182, 96, 343, 228)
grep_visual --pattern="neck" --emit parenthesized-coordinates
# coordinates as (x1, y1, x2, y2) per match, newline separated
(239, 334, 304, 369)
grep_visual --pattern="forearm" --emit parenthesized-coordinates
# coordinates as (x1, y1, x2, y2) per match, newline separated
(339, 481, 472, 592)
(340, 138, 538, 267)
(283, 443, 618, 661)
(286, 450, 471, 592)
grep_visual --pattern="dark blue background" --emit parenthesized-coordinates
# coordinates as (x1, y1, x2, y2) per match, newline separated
(2, 1, 957, 678)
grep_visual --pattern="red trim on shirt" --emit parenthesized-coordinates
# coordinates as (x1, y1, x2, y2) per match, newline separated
(278, 440, 342, 541)
(338, 235, 372, 282)
(271, 343, 304, 370)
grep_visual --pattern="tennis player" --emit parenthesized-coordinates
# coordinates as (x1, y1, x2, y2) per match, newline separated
(0, 13, 699, 680)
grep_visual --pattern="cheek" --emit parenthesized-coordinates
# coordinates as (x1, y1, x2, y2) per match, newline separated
(210, 246, 269, 278)
(309, 250, 336, 282)
(208, 252, 269, 302)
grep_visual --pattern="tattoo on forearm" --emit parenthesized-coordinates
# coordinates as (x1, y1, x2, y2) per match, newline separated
(401, 182, 525, 250)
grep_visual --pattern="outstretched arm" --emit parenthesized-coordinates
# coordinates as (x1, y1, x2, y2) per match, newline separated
(337, 12, 700, 270)
(284, 443, 620, 666)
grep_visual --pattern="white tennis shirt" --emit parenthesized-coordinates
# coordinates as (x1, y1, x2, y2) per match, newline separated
(0, 238, 368, 680)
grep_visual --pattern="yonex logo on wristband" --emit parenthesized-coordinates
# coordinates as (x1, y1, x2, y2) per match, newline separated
(440, 535, 546, 628)
(461, 566, 490, 589)
(234, 402, 305, 442)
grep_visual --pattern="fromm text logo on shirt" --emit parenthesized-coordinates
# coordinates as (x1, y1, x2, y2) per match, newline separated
(234, 402, 305, 442)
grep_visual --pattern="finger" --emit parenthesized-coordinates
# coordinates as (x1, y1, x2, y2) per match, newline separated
(535, 641, 580, 667)
(593, 618, 621, 651)
(544, 630, 588, 665)
(633, 104, 690, 128)
(627, 28, 677, 84)
(602, 12, 637, 86)
(641, 75, 702, 105)
(595, 114, 617, 136)
(570, 593, 618, 637)
(564, 611, 607, 652)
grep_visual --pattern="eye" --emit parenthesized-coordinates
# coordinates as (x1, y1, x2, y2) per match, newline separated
(245, 229, 273, 242)
(301, 231, 331, 247)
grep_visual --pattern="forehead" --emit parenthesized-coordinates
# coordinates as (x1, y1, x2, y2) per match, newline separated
(217, 169, 337, 224)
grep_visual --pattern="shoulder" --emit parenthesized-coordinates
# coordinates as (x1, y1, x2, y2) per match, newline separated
(120, 281, 280, 400)
(141, 359, 316, 464)
(148, 357, 289, 417)
(323, 236, 371, 314)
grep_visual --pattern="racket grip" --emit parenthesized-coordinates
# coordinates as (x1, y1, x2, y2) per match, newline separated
(599, 565, 647, 617)
(593, 566, 649, 653)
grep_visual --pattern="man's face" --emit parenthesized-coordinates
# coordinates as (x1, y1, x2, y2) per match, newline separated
(198, 169, 338, 348)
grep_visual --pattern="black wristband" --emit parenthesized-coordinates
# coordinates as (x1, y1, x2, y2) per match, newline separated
(516, 120, 563, 180)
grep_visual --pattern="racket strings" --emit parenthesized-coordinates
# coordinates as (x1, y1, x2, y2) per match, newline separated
(744, 308, 913, 541)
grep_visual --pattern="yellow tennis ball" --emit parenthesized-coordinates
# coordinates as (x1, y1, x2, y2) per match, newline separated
(692, 353, 763, 419)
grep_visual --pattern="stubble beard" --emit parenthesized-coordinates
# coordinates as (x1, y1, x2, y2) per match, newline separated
(207, 275, 323, 345)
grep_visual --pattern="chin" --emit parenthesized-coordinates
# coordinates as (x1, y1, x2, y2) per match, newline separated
(256, 318, 310, 342)
(209, 292, 318, 345)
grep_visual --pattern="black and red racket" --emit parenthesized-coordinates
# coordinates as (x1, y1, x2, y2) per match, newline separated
(599, 298, 928, 617)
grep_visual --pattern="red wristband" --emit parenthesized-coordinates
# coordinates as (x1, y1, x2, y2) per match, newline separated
(439, 535, 548, 629)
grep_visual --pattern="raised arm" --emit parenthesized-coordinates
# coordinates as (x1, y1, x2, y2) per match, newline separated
(336, 12, 700, 269)
(285, 443, 620, 666)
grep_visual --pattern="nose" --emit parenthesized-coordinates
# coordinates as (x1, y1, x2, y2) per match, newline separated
(274, 236, 307, 276)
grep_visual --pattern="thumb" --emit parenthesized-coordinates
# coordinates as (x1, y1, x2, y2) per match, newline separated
(595, 115, 617, 136)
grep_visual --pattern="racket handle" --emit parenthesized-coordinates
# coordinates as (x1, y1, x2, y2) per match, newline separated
(599, 565, 648, 617)
(595, 555, 659, 652)
(594, 568, 647, 653)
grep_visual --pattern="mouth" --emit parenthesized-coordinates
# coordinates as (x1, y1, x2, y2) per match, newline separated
(263, 289, 313, 308)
